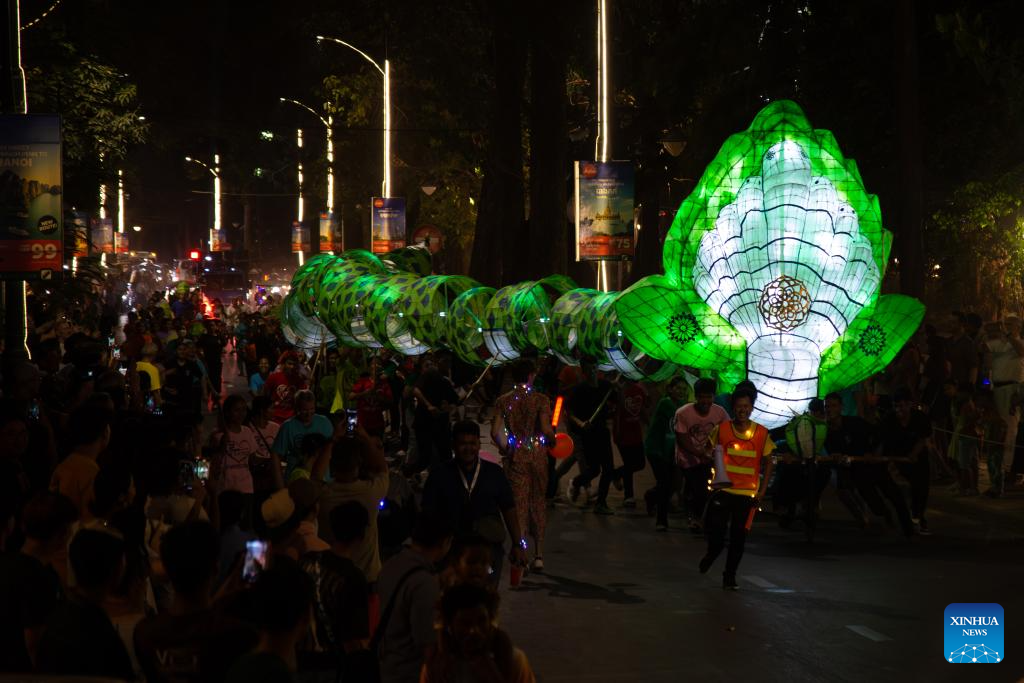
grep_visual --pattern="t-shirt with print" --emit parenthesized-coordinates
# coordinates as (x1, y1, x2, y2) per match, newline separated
(673, 403, 729, 469)
(135, 607, 258, 683)
(263, 371, 308, 423)
(209, 426, 259, 494)
(613, 382, 647, 447)
(316, 470, 390, 581)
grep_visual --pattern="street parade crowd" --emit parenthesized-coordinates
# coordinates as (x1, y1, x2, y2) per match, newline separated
(0, 282, 1019, 682)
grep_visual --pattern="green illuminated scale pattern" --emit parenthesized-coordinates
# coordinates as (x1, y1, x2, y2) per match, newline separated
(281, 101, 924, 428)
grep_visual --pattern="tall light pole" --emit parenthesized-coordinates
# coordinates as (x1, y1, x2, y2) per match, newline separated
(594, 0, 611, 292)
(316, 35, 390, 197)
(184, 153, 221, 251)
(280, 97, 333, 214)
(296, 128, 304, 266)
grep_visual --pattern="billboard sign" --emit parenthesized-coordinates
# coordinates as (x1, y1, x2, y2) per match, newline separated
(0, 115, 63, 280)
(574, 160, 635, 261)
(371, 197, 406, 253)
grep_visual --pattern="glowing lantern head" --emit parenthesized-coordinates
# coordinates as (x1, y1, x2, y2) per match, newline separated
(614, 100, 924, 428)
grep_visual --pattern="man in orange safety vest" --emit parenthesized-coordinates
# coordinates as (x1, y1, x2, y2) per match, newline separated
(698, 386, 775, 590)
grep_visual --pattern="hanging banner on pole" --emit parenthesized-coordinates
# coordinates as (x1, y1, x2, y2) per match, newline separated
(70, 211, 88, 258)
(0, 115, 63, 280)
(291, 221, 309, 253)
(371, 197, 405, 254)
(319, 212, 339, 253)
(114, 231, 129, 255)
(91, 217, 114, 254)
(211, 228, 230, 252)
(574, 160, 635, 261)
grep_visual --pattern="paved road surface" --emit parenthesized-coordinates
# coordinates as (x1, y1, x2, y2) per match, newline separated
(500, 471, 1023, 683)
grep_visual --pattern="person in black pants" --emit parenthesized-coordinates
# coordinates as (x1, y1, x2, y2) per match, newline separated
(699, 388, 774, 590)
(882, 388, 933, 534)
(643, 377, 690, 529)
(822, 393, 912, 535)
(566, 359, 616, 514)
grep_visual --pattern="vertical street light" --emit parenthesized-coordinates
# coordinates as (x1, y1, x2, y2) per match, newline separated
(296, 128, 304, 266)
(316, 35, 391, 198)
(279, 97, 333, 214)
(184, 153, 221, 251)
(594, 0, 611, 292)
(117, 168, 125, 234)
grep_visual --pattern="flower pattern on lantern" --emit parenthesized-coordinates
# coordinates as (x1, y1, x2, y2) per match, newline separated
(757, 275, 812, 332)
(857, 323, 887, 357)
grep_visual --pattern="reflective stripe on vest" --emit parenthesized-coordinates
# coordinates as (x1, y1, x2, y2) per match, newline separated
(717, 420, 768, 496)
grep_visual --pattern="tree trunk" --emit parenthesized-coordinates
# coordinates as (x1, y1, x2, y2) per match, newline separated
(526, 0, 569, 281)
(894, 0, 925, 298)
(469, 2, 527, 286)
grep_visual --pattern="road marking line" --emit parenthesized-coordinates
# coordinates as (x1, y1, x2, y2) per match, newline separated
(846, 625, 892, 642)
(745, 575, 777, 589)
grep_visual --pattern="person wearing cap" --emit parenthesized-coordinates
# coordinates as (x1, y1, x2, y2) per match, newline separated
(260, 478, 331, 561)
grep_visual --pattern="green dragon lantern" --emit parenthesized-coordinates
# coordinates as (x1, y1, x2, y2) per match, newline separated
(280, 100, 924, 428)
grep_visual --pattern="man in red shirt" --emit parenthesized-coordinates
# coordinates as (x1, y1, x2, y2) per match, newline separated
(264, 351, 308, 423)
(611, 379, 648, 508)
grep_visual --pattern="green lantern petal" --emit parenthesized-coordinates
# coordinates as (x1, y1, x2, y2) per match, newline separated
(818, 294, 925, 397)
(614, 274, 746, 382)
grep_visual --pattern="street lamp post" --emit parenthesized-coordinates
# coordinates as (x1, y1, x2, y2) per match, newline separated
(280, 97, 333, 214)
(316, 35, 390, 198)
(185, 154, 221, 251)
(296, 128, 304, 266)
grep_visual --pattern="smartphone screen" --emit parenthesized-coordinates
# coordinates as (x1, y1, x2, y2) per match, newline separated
(346, 408, 358, 434)
(242, 540, 268, 583)
(178, 459, 196, 491)
(195, 459, 210, 481)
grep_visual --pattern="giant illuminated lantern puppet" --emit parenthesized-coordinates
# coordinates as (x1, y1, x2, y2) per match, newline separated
(280, 101, 924, 428)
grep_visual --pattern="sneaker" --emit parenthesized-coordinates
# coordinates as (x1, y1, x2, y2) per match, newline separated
(622, 497, 637, 509)
(568, 480, 582, 503)
(531, 557, 544, 573)
(723, 574, 739, 590)
(917, 519, 931, 536)
(656, 523, 668, 532)
(698, 555, 714, 574)
(594, 502, 615, 515)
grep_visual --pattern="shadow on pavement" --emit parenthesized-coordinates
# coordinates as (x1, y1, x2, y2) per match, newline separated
(517, 573, 646, 605)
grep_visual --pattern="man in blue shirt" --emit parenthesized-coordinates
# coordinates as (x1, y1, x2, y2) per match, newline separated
(272, 390, 334, 475)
